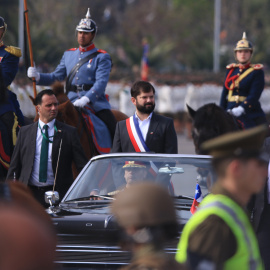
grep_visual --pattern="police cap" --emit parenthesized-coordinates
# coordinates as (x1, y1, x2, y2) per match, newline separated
(111, 182, 177, 228)
(201, 125, 268, 161)
(122, 161, 147, 169)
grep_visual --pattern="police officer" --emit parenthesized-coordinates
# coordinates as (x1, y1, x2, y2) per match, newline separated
(176, 125, 268, 269)
(0, 16, 22, 87)
(220, 32, 267, 129)
(27, 8, 116, 140)
(111, 182, 185, 270)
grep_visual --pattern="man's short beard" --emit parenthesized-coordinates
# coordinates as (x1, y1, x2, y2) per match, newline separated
(136, 103, 155, 114)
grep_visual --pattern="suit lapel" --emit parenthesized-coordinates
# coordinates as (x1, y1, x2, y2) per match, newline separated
(146, 113, 159, 146)
(29, 122, 38, 164)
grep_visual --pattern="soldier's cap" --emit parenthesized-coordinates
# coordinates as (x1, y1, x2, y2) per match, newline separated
(201, 125, 268, 162)
(123, 161, 147, 169)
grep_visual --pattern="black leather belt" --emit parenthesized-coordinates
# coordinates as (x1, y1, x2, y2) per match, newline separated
(69, 84, 93, 92)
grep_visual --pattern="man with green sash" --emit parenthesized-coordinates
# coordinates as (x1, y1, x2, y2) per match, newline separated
(176, 125, 268, 269)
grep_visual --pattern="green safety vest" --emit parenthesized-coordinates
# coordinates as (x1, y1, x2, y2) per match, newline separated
(176, 194, 263, 270)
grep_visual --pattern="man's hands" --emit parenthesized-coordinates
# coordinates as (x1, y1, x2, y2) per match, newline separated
(228, 106, 245, 117)
(27, 67, 40, 82)
(73, 96, 90, 108)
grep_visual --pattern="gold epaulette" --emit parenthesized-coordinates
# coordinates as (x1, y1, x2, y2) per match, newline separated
(4, 46, 22, 57)
(226, 63, 238, 69)
(251, 64, 264, 70)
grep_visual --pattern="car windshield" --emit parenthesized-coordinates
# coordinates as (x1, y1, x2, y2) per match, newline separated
(64, 154, 216, 202)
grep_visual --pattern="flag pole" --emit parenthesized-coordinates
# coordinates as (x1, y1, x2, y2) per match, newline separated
(23, 0, 37, 98)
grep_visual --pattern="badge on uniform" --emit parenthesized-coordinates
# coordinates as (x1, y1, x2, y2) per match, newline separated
(87, 59, 93, 68)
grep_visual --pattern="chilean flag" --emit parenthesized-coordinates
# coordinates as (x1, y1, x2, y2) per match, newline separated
(190, 183, 203, 214)
(141, 41, 149, 81)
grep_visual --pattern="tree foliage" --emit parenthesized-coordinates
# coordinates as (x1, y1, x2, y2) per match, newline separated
(2, 0, 270, 78)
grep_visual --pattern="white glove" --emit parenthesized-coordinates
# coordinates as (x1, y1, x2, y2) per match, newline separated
(27, 66, 40, 82)
(73, 96, 90, 108)
(231, 106, 245, 117)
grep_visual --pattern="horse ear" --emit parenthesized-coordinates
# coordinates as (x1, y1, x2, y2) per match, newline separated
(186, 104, 196, 119)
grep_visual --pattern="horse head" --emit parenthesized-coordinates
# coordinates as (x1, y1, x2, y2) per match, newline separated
(187, 103, 240, 154)
(56, 100, 79, 127)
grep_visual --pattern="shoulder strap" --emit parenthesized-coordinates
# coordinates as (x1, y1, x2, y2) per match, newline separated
(65, 51, 100, 93)
(4, 46, 22, 57)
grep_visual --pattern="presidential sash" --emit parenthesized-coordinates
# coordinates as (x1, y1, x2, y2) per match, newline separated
(126, 115, 150, 152)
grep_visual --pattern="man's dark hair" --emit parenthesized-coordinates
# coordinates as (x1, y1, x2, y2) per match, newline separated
(35, 89, 55, 105)
(130, 81, 155, 98)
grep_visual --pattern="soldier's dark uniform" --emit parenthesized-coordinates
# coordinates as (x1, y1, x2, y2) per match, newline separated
(220, 33, 267, 129)
(0, 17, 21, 87)
(0, 17, 24, 178)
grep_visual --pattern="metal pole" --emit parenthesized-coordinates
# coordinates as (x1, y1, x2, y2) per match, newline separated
(23, 0, 37, 98)
(213, 0, 221, 73)
(18, 0, 24, 61)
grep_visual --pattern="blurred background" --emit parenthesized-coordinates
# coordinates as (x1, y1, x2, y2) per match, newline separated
(2, 0, 270, 138)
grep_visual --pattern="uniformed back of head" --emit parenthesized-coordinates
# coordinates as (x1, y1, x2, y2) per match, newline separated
(201, 125, 268, 161)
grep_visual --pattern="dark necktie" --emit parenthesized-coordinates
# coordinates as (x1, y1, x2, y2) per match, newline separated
(39, 124, 49, 183)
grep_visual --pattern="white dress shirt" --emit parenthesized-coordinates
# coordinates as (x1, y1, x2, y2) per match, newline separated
(135, 112, 153, 141)
(29, 119, 56, 187)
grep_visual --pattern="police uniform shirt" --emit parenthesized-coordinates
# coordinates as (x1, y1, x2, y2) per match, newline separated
(29, 119, 56, 187)
(186, 182, 237, 268)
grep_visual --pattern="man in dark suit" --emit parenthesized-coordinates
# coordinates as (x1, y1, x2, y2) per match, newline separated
(6, 89, 87, 206)
(111, 81, 178, 154)
(249, 137, 270, 269)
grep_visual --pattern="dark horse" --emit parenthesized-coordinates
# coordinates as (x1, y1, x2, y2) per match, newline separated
(187, 103, 241, 154)
(32, 82, 128, 170)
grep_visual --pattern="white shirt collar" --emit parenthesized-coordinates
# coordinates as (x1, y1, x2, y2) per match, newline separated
(38, 119, 56, 129)
(135, 112, 153, 122)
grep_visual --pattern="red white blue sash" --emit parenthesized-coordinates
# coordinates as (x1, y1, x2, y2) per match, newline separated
(126, 115, 150, 152)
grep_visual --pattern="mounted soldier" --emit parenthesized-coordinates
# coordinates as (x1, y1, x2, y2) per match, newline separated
(0, 17, 24, 180)
(0, 16, 22, 87)
(220, 32, 267, 129)
(27, 8, 116, 147)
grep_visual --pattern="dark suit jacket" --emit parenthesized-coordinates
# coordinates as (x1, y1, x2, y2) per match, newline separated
(7, 120, 88, 199)
(249, 137, 270, 232)
(111, 112, 178, 154)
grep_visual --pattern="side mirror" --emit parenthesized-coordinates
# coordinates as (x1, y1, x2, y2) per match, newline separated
(45, 191, 60, 206)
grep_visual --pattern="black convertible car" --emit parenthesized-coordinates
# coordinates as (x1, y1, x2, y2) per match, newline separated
(47, 153, 216, 269)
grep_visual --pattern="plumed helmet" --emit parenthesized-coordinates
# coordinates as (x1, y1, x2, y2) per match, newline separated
(234, 32, 253, 52)
(76, 8, 97, 33)
(111, 182, 177, 228)
(0, 17, 7, 39)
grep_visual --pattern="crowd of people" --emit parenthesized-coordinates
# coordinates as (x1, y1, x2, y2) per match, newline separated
(0, 7, 270, 270)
